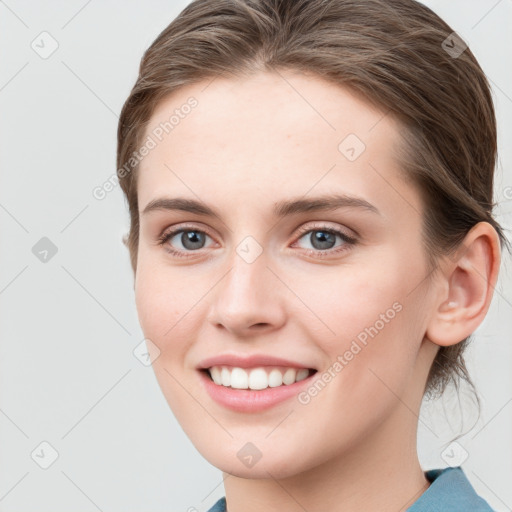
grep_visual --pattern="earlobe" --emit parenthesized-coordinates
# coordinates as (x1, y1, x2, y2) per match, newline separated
(425, 222, 501, 348)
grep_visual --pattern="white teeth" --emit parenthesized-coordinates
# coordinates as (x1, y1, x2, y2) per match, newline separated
(248, 368, 268, 390)
(283, 368, 296, 385)
(207, 366, 312, 390)
(210, 366, 222, 385)
(231, 367, 249, 389)
(268, 368, 283, 387)
(221, 367, 231, 387)
(296, 368, 309, 382)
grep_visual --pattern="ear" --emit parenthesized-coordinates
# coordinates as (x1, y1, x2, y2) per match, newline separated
(121, 233, 137, 288)
(426, 221, 501, 347)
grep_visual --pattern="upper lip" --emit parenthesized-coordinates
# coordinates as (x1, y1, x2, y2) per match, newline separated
(197, 354, 316, 370)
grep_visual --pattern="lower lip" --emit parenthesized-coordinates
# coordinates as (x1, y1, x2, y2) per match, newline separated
(198, 369, 317, 413)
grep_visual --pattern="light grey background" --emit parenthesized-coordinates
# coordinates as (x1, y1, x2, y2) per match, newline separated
(0, 1, 511, 511)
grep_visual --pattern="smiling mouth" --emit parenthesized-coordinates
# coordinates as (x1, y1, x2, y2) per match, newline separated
(200, 366, 318, 391)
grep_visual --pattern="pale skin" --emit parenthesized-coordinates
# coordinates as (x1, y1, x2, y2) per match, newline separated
(132, 70, 500, 512)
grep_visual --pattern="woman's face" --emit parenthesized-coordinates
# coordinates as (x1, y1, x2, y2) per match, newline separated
(134, 70, 439, 477)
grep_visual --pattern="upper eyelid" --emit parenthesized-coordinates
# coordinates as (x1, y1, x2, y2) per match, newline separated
(294, 222, 356, 238)
(162, 222, 215, 239)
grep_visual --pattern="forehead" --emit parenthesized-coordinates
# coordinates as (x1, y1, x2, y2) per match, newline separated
(137, 70, 418, 220)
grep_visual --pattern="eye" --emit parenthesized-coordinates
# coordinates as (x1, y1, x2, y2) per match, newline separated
(156, 223, 357, 259)
(157, 225, 215, 258)
(292, 224, 357, 257)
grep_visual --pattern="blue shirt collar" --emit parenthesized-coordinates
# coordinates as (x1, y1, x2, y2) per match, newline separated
(207, 466, 494, 512)
(406, 466, 494, 511)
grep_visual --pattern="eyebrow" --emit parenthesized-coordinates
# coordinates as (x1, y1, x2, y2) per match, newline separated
(141, 193, 381, 218)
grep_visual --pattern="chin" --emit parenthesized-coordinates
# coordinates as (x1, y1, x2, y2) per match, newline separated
(194, 438, 310, 480)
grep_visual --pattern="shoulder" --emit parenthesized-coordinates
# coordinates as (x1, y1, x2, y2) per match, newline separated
(407, 466, 495, 511)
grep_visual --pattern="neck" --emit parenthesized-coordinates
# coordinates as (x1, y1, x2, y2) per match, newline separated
(222, 401, 430, 512)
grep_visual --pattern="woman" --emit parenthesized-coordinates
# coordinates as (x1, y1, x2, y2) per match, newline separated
(116, 0, 508, 510)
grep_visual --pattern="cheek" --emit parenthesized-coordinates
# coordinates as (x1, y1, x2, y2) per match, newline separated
(291, 260, 410, 345)
(289, 254, 425, 399)
(134, 259, 206, 416)
(134, 258, 199, 353)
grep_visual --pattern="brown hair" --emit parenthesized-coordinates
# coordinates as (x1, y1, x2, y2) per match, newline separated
(116, 0, 509, 398)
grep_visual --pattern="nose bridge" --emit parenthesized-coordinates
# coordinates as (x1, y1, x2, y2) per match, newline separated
(221, 240, 270, 312)
(208, 235, 285, 333)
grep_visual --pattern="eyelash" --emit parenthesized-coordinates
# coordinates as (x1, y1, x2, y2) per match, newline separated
(156, 223, 357, 259)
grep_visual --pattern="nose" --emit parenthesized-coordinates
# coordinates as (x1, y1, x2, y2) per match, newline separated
(206, 244, 287, 337)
